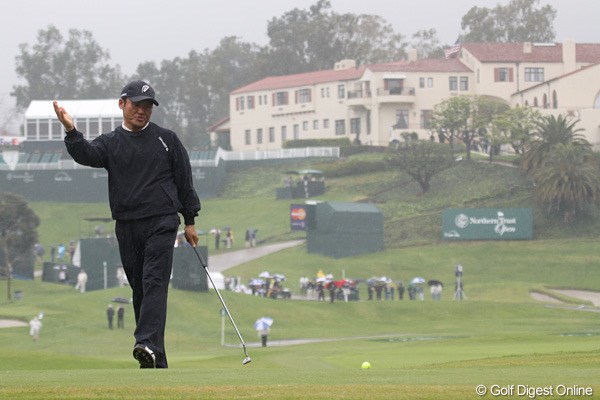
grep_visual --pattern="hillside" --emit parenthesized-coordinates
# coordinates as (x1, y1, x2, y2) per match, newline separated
(221, 153, 600, 248)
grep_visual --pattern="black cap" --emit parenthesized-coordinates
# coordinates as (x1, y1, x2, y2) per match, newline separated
(120, 80, 159, 106)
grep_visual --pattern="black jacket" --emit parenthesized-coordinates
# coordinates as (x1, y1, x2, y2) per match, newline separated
(64, 122, 200, 225)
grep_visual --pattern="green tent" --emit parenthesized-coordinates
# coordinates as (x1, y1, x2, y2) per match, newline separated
(306, 202, 384, 258)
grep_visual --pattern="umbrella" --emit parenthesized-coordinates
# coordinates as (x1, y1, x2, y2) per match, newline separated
(254, 317, 274, 331)
(112, 297, 130, 304)
(315, 277, 327, 283)
(411, 277, 426, 284)
(428, 280, 444, 287)
(258, 271, 271, 278)
(249, 279, 265, 286)
(273, 273, 286, 281)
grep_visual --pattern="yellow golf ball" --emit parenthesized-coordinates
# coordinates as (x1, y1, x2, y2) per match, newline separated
(361, 361, 371, 369)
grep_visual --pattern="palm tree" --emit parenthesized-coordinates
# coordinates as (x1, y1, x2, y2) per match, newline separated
(521, 114, 591, 175)
(533, 143, 600, 223)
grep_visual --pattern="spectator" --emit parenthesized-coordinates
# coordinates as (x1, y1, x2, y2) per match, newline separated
(75, 269, 88, 293)
(107, 304, 115, 329)
(117, 306, 125, 329)
(29, 316, 42, 341)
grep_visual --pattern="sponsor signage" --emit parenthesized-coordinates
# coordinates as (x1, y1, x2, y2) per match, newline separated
(442, 208, 533, 240)
(290, 204, 308, 231)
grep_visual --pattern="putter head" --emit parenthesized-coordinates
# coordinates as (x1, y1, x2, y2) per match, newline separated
(242, 356, 252, 365)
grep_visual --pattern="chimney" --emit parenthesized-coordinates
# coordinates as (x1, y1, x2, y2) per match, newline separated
(562, 38, 576, 73)
(407, 48, 418, 62)
(334, 59, 356, 70)
(523, 42, 532, 54)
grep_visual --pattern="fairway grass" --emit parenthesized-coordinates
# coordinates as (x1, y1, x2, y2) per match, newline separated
(1, 273, 599, 399)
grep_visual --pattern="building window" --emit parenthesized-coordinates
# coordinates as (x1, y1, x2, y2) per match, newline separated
(274, 91, 289, 106)
(296, 88, 311, 103)
(257, 128, 263, 144)
(269, 127, 275, 143)
(385, 79, 403, 94)
(420, 110, 432, 129)
(236, 97, 245, 111)
(323, 119, 329, 129)
(281, 126, 287, 142)
(245, 129, 251, 145)
(427, 78, 433, 88)
(449, 76, 458, 91)
(293, 124, 299, 139)
(302, 121, 309, 131)
(337, 84, 345, 99)
(460, 77, 469, 91)
(335, 119, 346, 135)
(552, 90, 558, 109)
(313, 120, 319, 130)
(533, 97, 538, 107)
(350, 118, 361, 134)
(102, 119, 113, 135)
(524, 68, 544, 82)
(247, 96, 255, 109)
(258, 96, 263, 106)
(419, 78, 425, 88)
(543, 94, 548, 109)
(27, 120, 37, 140)
(86, 118, 99, 140)
(51, 120, 62, 140)
(495, 67, 513, 82)
(395, 110, 409, 129)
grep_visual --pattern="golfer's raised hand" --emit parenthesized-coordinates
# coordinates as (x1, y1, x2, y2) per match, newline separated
(184, 224, 199, 247)
(53, 100, 74, 132)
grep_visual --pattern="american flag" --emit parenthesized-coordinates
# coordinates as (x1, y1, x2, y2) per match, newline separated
(444, 37, 462, 59)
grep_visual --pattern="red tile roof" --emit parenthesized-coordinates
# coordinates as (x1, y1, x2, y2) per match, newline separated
(368, 58, 472, 73)
(231, 58, 471, 94)
(463, 42, 600, 63)
(231, 66, 366, 94)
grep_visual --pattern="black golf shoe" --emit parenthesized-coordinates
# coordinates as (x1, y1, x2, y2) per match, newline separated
(133, 344, 156, 368)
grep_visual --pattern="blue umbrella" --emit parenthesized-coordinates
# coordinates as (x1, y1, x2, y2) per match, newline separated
(254, 317, 274, 331)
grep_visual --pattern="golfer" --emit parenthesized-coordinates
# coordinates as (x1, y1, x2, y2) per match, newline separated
(53, 80, 201, 369)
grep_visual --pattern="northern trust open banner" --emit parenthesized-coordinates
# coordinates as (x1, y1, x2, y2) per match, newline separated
(442, 208, 533, 240)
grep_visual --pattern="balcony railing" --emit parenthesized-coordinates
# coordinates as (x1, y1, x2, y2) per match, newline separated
(377, 87, 416, 96)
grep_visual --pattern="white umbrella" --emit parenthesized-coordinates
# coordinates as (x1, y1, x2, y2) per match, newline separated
(254, 317, 274, 331)
(411, 277, 426, 284)
(273, 273, 286, 281)
(258, 271, 271, 278)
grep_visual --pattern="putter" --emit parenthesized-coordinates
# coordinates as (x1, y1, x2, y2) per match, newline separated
(192, 246, 252, 365)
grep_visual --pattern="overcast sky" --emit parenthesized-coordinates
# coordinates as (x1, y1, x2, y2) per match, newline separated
(1, 0, 599, 130)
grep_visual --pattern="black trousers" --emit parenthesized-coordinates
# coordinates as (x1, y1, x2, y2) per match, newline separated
(115, 213, 179, 368)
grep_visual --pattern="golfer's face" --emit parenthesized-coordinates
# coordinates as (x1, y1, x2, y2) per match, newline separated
(121, 99, 153, 131)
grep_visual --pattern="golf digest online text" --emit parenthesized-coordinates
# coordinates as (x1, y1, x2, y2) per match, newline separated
(475, 384, 593, 398)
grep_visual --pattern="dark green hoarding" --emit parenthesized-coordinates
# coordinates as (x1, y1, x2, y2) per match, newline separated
(442, 208, 533, 240)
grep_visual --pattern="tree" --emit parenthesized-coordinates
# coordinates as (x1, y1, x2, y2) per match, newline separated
(488, 106, 541, 160)
(431, 95, 471, 149)
(533, 143, 600, 223)
(521, 114, 591, 175)
(264, 0, 406, 75)
(134, 37, 263, 148)
(410, 29, 444, 59)
(432, 95, 508, 161)
(461, 0, 556, 43)
(387, 141, 455, 194)
(12, 25, 124, 110)
(0, 193, 40, 301)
